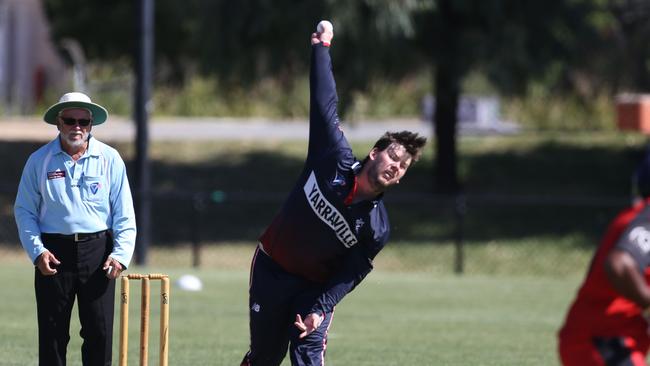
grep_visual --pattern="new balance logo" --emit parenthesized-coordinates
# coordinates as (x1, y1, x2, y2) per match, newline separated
(355, 218, 365, 233)
(332, 172, 346, 186)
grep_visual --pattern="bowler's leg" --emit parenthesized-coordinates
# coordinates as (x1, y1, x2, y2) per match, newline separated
(241, 247, 295, 366)
(288, 288, 335, 366)
(288, 310, 334, 366)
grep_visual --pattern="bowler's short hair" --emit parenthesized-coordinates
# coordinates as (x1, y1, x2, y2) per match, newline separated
(373, 131, 427, 162)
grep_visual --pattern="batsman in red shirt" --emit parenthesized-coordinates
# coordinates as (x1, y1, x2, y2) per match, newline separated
(559, 155, 650, 366)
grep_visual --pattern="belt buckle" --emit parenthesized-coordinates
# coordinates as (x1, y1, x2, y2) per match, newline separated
(74, 233, 79, 242)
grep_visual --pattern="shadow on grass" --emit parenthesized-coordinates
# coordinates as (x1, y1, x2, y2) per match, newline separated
(0, 139, 645, 249)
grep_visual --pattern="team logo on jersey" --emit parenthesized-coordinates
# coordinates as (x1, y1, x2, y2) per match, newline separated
(628, 226, 650, 254)
(304, 171, 358, 248)
(47, 170, 66, 180)
(355, 218, 365, 233)
(89, 182, 101, 194)
(251, 303, 261, 312)
(332, 172, 346, 186)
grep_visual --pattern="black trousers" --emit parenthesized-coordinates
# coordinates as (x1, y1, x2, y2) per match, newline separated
(35, 233, 115, 366)
(242, 246, 334, 366)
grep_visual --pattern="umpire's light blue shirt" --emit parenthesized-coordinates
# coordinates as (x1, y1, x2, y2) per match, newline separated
(14, 134, 137, 267)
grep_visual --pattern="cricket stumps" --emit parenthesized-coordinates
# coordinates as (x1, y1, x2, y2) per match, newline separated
(119, 273, 170, 366)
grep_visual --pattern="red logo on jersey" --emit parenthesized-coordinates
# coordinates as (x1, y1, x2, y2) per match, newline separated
(47, 171, 66, 180)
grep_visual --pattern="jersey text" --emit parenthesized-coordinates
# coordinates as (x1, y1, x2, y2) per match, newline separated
(304, 171, 358, 248)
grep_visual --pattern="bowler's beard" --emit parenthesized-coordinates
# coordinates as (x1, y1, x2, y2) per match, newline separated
(63, 130, 89, 149)
(366, 163, 389, 192)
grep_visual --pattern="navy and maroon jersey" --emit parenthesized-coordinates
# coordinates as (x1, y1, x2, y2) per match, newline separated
(559, 199, 650, 346)
(258, 44, 389, 315)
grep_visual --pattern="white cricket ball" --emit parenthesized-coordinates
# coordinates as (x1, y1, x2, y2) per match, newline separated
(317, 20, 333, 34)
(176, 274, 203, 291)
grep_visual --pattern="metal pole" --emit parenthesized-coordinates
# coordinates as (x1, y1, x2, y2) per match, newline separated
(191, 193, 204, 268)
(454, 192, 466, 274)
(134, 0, 154, 265)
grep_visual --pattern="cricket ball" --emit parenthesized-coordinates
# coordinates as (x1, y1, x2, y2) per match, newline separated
(317, 20, 333, 34)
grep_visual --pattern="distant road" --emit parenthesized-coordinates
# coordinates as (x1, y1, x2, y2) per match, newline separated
(0, 116, 432, 142)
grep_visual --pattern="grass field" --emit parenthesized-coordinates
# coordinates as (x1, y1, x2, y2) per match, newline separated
(0, 244, 584, 366)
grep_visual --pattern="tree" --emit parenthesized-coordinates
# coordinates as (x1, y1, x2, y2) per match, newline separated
(609, 0, 650, 92)
(42, 0, 646, 194)
(412, 0, 616, 193)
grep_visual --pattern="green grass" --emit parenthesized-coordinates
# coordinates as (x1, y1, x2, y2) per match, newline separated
(0, 255, 579, 366)
(2, 237, 592, 277)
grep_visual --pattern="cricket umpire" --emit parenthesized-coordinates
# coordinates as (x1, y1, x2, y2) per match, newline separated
(240, 21, 427, 366)
(14, 92, 136, 366)
(558, 152, 650, 366)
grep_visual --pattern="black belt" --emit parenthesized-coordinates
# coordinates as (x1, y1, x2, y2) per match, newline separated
(42, 230, 108, 242)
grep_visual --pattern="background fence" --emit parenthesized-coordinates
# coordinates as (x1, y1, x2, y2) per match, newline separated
(0, 187, 628, 275)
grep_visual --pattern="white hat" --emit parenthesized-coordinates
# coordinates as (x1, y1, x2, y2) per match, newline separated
(43, 92, 108, 125)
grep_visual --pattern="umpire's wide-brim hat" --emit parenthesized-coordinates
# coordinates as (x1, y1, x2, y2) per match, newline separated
(43, 92, 108, 126)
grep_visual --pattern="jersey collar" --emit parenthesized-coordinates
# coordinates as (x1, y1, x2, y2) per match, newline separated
(53, 134, 98, 157)
(345, 172, 383, 207)
(85, 135, 101, 157)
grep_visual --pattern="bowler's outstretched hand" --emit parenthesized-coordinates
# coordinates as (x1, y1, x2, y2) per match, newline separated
(295, 313, 324, 339)
(311, 20, 334, 46)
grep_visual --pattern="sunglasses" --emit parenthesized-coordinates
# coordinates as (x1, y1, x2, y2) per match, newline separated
(60, 117, 92, 127)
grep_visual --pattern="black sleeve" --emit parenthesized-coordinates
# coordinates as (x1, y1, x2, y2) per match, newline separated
(307, 43, 350, 159)
(309, 244, 374, 316)
(309, 229, 389, 316)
